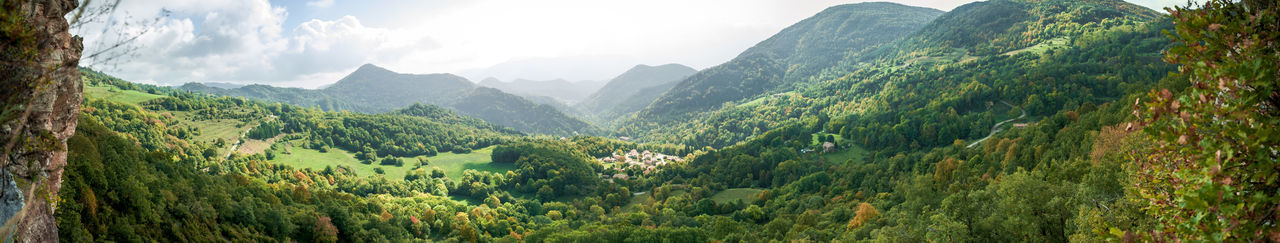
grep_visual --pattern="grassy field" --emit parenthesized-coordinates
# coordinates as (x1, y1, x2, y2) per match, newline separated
(739, 92, 794, 107)
(810, 132, 869, 163)
(168, 111, 254, 144)
(810, 132, 845, 146)
(84, 81, 270, 157)
(821, 146, 869, 164)
(236, 134, 281, 155)
(1003, 36, 1070, 56)
(422, 146, 514, 180)
(268, 141, 414, 180)
(710, 188, 765, 204)
(269, 142, 512, 181)
(83, 83, 165, 105)
(165, 110, 259, 157)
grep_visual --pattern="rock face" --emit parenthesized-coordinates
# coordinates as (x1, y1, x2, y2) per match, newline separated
(0, 0, 84, 242)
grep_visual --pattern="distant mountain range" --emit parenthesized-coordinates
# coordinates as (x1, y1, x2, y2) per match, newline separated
(478, 77, 605, 104)
(181, 64, 597, 136)
(575, 64, 697, 125)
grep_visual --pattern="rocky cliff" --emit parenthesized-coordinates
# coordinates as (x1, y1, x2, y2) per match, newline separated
(0, 0, 84, 241)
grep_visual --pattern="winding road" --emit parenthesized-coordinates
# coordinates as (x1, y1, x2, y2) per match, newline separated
(967, 101, 1026, 148)
(223, 115, 277, 160)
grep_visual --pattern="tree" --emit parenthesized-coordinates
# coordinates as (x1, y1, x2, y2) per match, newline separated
(380, 156, 403, 166)
(1133, 0, 1279, 240)
(537, 185, 555, 201)
(430, 168, 446, 178)
(315, 216, 340, 243)
(847, 202, 880, 230)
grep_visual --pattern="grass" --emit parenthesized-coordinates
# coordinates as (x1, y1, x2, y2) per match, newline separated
(810, 132, 869, 163)
(421, 146, 514, 180)
(165, 110, 258, 156)
(269, 142, 512, 181)
(710, 188, 765, 204)
(1003, 36, 1070, 56)
(269, 141, 413, 180)
(821, 146, 869, 164)
(235, 135, 281, 155)
(168, 111, 254, 143)
(740, 92, 793, 107)
(83, 83, 165, 105)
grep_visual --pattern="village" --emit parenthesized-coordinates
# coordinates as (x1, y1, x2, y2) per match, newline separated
(597, 149, 684, 181)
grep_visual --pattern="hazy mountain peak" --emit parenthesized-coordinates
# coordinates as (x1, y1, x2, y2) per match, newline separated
(575, 63, 698, 123)
(353, 63, 393, 75)
(479, 77, 606, 104)
(619, 63, 696, 76)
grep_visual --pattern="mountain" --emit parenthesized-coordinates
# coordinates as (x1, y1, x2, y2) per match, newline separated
(178, 64, 596, 136)
(324, 64, 475, 111)
(180, 83, 357, 111)
(864, 0, 1162, 62)
(518, 94, 579, 116)
(459, 54, 642, 82)
(616, 0, 1165, 147)
(629, 2, 945, 124)
(391, 103, 516, 133)
(575, 64, 697, 124)
(478, 77, 605, 104)
(450, 87, 597, 136)
(201, 82, 244, 89)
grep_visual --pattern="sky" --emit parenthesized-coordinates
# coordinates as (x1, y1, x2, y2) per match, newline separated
(74, 0, 1187, 88)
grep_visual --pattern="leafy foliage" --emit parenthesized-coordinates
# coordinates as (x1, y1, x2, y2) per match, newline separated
(245, 120, 281, 140)
(492, 141, 603, 198)
(1131, 0, 1280, 240)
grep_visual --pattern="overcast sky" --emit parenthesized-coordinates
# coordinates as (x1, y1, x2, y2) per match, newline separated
(75, 0, 1187, 88)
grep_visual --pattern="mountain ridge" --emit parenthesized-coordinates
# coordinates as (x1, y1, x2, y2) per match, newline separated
(178, 64, 597, 136)
(477, 77, 605, 104)
(629, 2, 946, 125)
(576, 63, 698, 125)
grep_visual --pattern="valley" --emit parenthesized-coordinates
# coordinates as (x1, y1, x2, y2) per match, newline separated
(0, 0, 1272, 242)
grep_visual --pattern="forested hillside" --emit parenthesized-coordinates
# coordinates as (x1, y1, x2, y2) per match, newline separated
(450, 87, 599, 136)
(180, 64, 596, 136)
(619, 0, 1166, 148)
(627, 2, 944, 126)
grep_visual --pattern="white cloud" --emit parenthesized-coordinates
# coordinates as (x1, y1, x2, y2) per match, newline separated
(76, 0, 432, 88)
(306, 0, 334, 8)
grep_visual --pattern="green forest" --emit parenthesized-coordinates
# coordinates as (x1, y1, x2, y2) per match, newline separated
(0, 0, 1273, 242)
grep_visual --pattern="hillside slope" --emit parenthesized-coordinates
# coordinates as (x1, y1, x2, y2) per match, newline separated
(576, 64, 697, 124)
(618, 0, 1166, 148)
(629, 2, 944, 124)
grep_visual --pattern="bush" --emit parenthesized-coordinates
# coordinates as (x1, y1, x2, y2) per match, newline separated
(380, 156, 403, 166)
